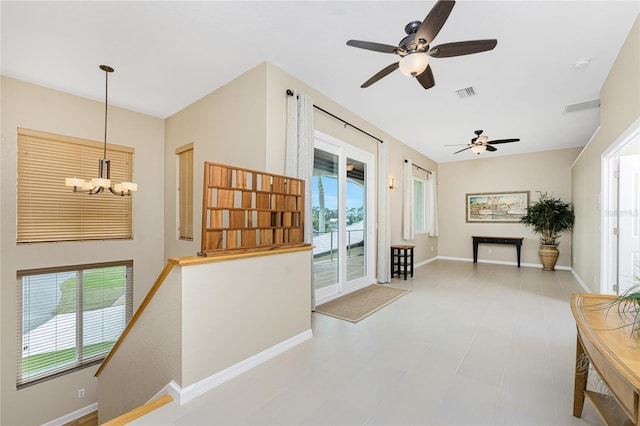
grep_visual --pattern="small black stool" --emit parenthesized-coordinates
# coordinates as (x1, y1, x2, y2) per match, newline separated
(391, 245, 415, 280)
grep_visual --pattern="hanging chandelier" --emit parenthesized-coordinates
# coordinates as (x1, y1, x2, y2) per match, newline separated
(65, 65, 138, 196)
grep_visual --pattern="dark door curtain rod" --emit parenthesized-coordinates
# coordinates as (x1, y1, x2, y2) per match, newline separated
(286, 89, 383, 144)
(405, 159, 432, 174)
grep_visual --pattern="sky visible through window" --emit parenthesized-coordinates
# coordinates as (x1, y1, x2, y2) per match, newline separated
(311, 176, 363, 211)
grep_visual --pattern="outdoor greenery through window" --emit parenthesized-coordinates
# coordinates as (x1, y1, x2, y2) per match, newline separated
(16, 261, 133, 388)
(413, 177, 426, 234)
(176, 143, 194, 240)
(17, 128, 134, 243)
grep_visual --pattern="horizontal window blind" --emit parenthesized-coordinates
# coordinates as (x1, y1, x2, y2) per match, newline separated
(17, 260, 133, 388)
(17, 128, 134, 243)
(176, 144, 194, 240)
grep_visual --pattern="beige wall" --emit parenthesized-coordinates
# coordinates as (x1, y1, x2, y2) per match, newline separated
(572, 16, 640, 292)
(0, 77, 165, 425)
(164, 63, 268, 259)
(7, 15, 637, 421)
(98, 249, 312, 423)
(263, 62, 439, 265)
(164, 61, 438, 266)
(387, 139, 439, 263)
(263, 62, 381, 174)
(181, 249, 311, 385)
(98, 265, 182, 423)
(439, 148, 580, 267)
(1, 60, 437, 424)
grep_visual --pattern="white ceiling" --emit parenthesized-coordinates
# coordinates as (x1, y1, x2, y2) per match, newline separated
(2, 1, 638, 163)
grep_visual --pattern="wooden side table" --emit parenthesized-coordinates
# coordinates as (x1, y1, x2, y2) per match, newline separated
(571, 293, 640, 425)
(391, 245, 415, 280)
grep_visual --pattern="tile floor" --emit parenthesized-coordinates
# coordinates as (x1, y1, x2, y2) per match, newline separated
(133, 260, 605, 425)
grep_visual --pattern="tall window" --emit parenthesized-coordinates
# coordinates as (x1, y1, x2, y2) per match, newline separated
(413, 177, 426, 234)
(17, 128, 135, 243)
(17, 261, 133, 388)
(176, 143, 194, 240)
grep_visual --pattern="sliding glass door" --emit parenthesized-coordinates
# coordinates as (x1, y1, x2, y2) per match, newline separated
(312, 133, 374, 304)
(345, 156, 366, 283)
(312, 147, 340, 293)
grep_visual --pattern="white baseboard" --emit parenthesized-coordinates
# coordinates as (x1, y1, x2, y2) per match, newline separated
(60, 330, 313, 422)
(554, 265, 572, 271)
(150, 380, 183, 405)
(42, 402, 98, 426)
(435, 256, 570, 270)
(571, 268, 593, 293)
(437, 256, 474, 263)
(414, 256, 437, 269)
(170, 329, 313, 405)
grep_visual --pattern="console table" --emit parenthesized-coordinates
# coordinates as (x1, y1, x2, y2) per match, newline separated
(472, 236, 523, 267)
(571, 293, 640, 425)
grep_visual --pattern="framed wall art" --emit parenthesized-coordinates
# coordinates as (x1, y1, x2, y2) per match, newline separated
(466, 191, 529, 223)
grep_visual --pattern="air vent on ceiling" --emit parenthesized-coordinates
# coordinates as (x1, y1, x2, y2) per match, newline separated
(564, 99, 600, 114)
(455, 86, 476, 99)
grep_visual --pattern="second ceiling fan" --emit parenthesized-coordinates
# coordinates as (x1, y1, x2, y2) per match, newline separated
(346, 0, 497, 89)
(447, 130, 520, 155)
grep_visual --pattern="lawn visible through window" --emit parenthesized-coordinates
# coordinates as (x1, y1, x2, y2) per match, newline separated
(17, 261, 132, 387)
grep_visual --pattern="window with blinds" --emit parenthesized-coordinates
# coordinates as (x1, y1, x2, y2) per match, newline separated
(17, 128, 134, 243)
(16, 261, 133, 388)
(176, 143, 194, 240)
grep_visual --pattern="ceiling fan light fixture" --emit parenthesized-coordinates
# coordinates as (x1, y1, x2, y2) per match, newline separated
(477, 135, 489, 144)
(399, 53, 429, 77)
(471, 145, 487, 154)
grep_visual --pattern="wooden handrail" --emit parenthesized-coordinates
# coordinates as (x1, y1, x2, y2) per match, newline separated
(101, 394, 174, 425)
(170, 244, 312, 266)
(95, 262, 174, 377)
(96, 245, 312, 377)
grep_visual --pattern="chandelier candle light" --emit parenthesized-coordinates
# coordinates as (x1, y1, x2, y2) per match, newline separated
(65, 65, 138, 196)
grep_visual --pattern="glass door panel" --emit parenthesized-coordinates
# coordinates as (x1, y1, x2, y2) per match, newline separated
(312, 133, 374, 304)
(346, 158, 366, 282)
(312, 148, 339, 291)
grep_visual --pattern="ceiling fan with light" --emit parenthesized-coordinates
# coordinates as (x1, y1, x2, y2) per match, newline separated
(447, 130, 520, 155)
(346, 0, 497, 89)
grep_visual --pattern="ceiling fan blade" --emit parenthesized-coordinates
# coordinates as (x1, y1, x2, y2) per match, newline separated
(453, 146, 472, 154)
(361, 62, 400, 88)
(487, 138, 520, 145)
(347, 40, 400, 54)
(416, 65, 435, 89)
(415, 0, 456, 47)
(485, 145, 498, 152)
(429, 39, 497, 58)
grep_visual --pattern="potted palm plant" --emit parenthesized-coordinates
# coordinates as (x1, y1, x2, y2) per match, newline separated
(520, 192, 575, 271)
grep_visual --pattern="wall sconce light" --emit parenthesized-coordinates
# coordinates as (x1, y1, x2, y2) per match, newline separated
(389, 176, 397, 189)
